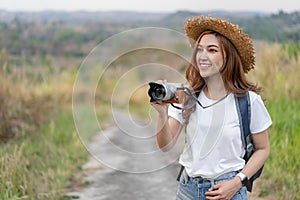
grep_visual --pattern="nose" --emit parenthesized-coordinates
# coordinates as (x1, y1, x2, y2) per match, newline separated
(197, 49, 208, 61)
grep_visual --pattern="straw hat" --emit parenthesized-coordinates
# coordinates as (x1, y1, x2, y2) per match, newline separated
(184, 16, 255, 73)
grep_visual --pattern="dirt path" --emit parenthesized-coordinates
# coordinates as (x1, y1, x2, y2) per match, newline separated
(67, 111, 182, 199)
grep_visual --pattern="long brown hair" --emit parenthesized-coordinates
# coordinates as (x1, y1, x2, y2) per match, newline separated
(185, 30, 262, 96)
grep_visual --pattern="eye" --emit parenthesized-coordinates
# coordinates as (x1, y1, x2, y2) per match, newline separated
(196, 46, 203, 52)
(209, 48, 218, 53)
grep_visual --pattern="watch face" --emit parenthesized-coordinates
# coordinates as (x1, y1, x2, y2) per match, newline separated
(242, 177, 249, 186)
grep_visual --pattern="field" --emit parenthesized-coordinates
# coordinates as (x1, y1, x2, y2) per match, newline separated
(0, 21, 300, 199)
(248, 43, 300, 199)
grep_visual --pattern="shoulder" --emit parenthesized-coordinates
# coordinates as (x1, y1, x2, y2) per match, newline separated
(247, 91, 269, 117)
(248, 91, 262, 105)
(247, 91, 272, 133)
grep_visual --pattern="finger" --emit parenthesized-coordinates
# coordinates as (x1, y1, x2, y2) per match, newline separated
(150, 100, 162, 104)
(207, 187, 215, 192)
(205, 190, 219, 196)
(206, 195, 221, 200)
(213, 183, 221, 189)
(206, 192, 221, 200)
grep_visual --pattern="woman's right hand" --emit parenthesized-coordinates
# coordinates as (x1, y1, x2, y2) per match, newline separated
(150, 101, 169, 116)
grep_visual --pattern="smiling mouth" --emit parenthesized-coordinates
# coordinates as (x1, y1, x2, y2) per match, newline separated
(199, 63, 212, 68)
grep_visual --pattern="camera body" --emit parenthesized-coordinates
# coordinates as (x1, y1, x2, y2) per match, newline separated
(148, 82, 185, 103)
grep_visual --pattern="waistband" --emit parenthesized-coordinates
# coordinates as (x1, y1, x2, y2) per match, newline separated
(188, 171, 239, 184)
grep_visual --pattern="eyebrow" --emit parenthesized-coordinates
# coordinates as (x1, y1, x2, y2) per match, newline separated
(197, 44, 219, 48)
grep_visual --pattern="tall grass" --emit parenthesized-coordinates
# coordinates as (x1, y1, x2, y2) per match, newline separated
(262, 98, 300, 199)
(0, 49, 72, 141)
(0, 111, 88, 199)
(249, 42, 300, 100)
(247, 42, 300, 199)
(0, 74, 57, 141)
(0, 50, 85, 199)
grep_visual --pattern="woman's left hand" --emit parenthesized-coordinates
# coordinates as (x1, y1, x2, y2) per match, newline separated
(205, 177, 242, 200)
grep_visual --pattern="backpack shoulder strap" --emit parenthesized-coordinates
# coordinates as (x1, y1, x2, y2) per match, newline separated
(234, 92, 251, 152)
(235, 91, 259, 192)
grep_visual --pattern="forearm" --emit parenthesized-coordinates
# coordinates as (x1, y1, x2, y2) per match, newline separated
(156, 115, 172, 150)
(150, 101, 182, 151)
(241, 145, 270, 179)
(239, 130, 270, 180)
(156, 114, 182, 152)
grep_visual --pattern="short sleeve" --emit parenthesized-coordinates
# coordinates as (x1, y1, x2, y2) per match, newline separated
(249, 92, 272, 134)
(168, 103, 184, 124)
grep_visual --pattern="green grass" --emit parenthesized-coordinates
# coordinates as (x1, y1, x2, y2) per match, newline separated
(0, 108, 89, 199)
(261, 98, 300, 199)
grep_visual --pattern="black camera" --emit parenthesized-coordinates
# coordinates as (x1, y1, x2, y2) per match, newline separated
(148, 82, 185, 103)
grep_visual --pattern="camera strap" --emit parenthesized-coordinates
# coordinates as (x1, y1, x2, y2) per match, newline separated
(172, 88, 229, 110)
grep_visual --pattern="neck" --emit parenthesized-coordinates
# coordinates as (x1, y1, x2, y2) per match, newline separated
(204, 75, 227, 100)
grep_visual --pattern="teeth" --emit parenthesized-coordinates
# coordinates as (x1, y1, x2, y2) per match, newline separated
(200, 64, 212, 67)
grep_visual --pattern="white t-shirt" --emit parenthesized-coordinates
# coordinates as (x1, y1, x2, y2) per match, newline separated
(168, 90, 272, 179)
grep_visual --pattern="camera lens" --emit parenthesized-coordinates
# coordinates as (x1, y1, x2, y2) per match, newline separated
(153, 86, 166, 99)
(148, 82, 174, 102)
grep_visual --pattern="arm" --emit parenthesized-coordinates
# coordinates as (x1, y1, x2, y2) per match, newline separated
(239, 130, 270, 179)
(151, 102, 183, 152)
(206, 130, 270, 199)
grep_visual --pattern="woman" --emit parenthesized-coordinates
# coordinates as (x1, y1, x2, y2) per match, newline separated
(151, 16, 272, 200)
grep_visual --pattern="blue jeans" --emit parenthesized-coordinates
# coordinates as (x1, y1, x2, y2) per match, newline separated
(176, 171, 248, 200)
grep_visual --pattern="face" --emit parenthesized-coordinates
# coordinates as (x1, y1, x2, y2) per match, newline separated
(195, 34, 224, 78)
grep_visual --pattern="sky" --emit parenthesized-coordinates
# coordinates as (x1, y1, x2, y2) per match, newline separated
(0, 0, 299, 13)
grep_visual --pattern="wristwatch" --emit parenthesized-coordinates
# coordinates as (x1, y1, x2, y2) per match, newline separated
(236, 172, 249, 187)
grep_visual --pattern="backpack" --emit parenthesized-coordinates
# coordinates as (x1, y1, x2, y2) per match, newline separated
(176, 91, 263, 192)
(235, 91, 263, 192)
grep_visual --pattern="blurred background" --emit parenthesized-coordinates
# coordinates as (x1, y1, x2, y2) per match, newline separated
(0, 0, 299, 199)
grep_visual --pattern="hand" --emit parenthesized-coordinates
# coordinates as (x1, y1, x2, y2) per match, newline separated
(205, 177, 242, 200)
(150, 100, 169, 115)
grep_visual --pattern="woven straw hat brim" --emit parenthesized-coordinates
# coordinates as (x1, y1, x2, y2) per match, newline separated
(184, 16, 255, 73)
